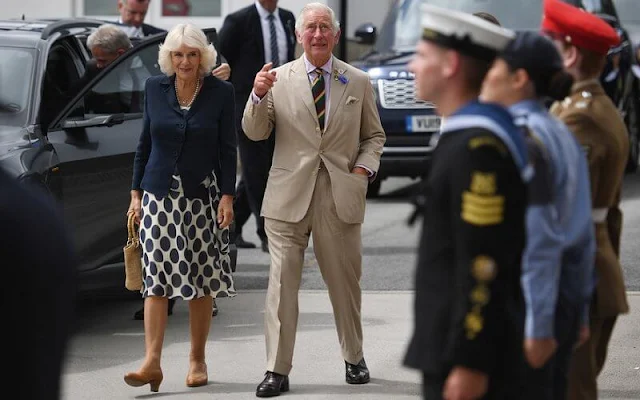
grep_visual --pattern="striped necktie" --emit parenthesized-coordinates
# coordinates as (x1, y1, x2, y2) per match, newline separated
(267, 13, 280, 67)
(312, 68, 326, 130)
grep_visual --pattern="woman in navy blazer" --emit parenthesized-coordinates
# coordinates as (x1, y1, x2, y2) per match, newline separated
(125, 23, 237, 392)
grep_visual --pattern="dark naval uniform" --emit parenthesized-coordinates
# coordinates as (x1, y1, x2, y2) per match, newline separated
(404, 101, 530, 399)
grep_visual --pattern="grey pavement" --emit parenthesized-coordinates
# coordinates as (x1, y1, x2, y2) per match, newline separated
(61, 176, 640, 399)
(61, 291, 639, 399)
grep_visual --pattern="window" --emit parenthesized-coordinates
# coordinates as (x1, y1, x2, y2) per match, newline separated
(0, 47, 34, 127)
(378, 0, 544, 53)
(162, 0, 221, 16)
(65, 43, 161, 123)
(84, 0, 118, 16)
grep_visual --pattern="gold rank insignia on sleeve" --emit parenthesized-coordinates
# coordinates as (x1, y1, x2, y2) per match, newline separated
(465, 255, 497, 339)
(465, 312, 483, 339)
(467, 136, 507, 155)
(461, 172, 504, 226)
(472, 255, 497, 282)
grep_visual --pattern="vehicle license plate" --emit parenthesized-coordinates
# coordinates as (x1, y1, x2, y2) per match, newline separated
(406, 115, 441, 132)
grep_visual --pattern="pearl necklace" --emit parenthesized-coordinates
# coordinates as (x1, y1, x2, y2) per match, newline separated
(175, 78, 200, 108)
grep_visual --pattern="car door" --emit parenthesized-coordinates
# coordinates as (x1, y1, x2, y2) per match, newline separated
(45, 34, 166, 273)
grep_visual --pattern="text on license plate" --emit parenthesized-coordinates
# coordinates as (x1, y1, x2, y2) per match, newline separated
(406, 115, 441, 132)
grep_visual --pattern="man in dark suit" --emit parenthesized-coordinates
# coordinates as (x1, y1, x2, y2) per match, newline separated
(117, 0, 164, 38)
(218, 0, 296, 252)
(1, 167, 77, 400)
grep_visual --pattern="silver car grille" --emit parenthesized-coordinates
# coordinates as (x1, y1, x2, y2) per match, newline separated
(378, 79, 435, 109)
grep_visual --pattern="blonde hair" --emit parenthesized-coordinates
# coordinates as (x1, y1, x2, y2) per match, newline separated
(158, 23, 217, 77)
(295, 2, 340, 34)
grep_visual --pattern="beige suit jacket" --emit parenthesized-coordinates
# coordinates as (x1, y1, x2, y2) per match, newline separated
(242, 56, 385, 224)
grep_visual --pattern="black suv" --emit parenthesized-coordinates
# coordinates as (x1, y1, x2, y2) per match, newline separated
(353, 0, 640, 184)
(0, 18, 236, 292)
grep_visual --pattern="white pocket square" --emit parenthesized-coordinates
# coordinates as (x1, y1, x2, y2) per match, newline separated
(346, 96, 360, 105)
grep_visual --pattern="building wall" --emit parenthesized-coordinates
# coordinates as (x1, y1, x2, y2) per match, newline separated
(2, 0, 393, 39)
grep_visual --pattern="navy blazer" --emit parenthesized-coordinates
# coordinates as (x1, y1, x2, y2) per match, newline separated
(132, 74, 237, 198)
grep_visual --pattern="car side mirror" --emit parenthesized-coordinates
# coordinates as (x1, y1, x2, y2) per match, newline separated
(354, 23, 377, 45)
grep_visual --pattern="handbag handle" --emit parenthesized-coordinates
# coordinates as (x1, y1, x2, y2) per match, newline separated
(127, 212, 139, 245)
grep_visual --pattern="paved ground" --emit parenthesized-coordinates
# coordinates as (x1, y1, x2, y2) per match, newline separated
(61, 176, 640, 399)
(60, 291, 639, 399)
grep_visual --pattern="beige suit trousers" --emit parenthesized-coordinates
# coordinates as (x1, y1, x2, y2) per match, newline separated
(263, 166, 365, 375)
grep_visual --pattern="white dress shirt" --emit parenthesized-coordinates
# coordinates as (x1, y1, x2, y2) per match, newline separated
(118, 18, 144, 38)
(255, 1, 288, 66)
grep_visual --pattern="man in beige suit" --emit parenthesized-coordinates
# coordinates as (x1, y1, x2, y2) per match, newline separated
(242, 2, 385, 397)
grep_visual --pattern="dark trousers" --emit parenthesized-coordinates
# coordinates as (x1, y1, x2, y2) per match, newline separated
(234, 124, 274, 242)
(423, 364, 523, 400)
(520, 297, 580, 400)
(423, 374, 498, 400)
(567, 316, 617, 400)
(422, 374, 445, 400)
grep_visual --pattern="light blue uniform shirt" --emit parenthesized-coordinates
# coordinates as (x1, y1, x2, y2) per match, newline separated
(510, 100, 596, 339)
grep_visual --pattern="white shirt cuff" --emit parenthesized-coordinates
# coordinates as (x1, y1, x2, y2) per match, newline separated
(355, 164, 375, 178)
(251, 90, 265, 104)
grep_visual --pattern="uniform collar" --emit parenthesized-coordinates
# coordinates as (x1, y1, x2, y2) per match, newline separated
(509, 99, 545, 118)
(303, 54, 332, 75)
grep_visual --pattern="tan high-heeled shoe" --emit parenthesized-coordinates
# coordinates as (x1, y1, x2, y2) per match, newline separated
(124, 369, 163, 392)
(186, 362, 208, 387)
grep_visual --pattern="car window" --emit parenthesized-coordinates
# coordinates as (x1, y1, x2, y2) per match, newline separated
(64, 42, 161, 122)
(613, 0, 640, 24)
(0, 47, 35, 127)
(41, 43, 84, 128)
(377, 0, 544, 53)
(563, 0, 615, 15)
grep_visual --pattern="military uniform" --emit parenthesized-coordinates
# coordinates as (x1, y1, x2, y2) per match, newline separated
(543, 1, 630, 399)
(550, 79, 629, 400)
(403, 6, 529, 399)
(404, 102, 530, 399)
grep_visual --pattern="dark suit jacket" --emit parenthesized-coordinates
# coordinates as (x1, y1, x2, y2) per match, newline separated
(218, 4, 296, 107)
(142, 23, 165, 37)
(1, 167, 77, 400)
(132, 74, 237, 198)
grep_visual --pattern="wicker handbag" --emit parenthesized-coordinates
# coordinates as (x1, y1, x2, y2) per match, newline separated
(124, 212, 143, 291)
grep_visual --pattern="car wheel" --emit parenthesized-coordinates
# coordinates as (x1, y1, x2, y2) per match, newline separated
(366, 179, 382, 198)
(625, 91, 640, 173)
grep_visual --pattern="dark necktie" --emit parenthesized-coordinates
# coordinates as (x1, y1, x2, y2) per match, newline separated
(311, 68, 326, 131)
(267, 13, 280, 67)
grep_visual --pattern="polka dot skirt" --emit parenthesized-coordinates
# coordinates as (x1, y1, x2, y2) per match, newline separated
(139, 171, 235, 300)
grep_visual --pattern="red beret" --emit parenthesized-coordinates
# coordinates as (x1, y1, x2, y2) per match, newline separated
(541, 0, 620, 55)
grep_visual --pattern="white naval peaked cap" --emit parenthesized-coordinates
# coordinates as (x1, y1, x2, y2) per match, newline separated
(420, 4, 515, 61)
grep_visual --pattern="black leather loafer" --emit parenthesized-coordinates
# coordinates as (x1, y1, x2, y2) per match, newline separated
(345, 358, 370, 384)
(256, 371, 289, 397)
